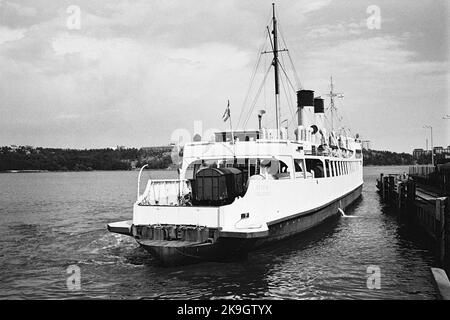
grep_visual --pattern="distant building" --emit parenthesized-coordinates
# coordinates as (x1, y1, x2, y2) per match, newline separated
(361, 141, 371, 150)
(413, 146, 450, 164)
(412, 148, 430, 158)
(433, 146, 444, 154)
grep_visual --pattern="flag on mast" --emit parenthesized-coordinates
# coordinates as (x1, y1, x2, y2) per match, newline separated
(222, 100, 235, 144)
(222, 100, 231, 122)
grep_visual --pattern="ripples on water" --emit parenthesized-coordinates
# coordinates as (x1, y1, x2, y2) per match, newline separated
(0, 167, 438, 299)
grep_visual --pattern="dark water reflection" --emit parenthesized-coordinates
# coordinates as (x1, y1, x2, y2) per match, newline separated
(0, 167, 439, 299)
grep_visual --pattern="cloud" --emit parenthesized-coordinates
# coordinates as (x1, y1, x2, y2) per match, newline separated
(0, 0, 447, 151)
(295, 34, 449, 151)
(305, 21, 366, 38)
(0, 26, 25, 44)
(298, 0, 332, 14)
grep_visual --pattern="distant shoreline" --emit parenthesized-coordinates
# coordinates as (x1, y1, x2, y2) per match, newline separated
(0, 168, 177, 173)
(0, 164, 413, 174)
(3, 146, 439, 172)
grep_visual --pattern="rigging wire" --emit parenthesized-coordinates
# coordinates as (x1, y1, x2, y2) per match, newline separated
(278, 55, 296, 125)
(242, 64, 273, 129)
(236, 28, 270, 128)
(237, 16, 273, 128)
(279, 53, 297, 94)
(279, 67, 297, 132)
(278, 21, 302, 90)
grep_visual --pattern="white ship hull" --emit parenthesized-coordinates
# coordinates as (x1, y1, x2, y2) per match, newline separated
(109, 160, 363, 266)
(139, 185, 362, 266)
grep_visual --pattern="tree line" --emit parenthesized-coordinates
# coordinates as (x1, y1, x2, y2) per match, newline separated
(0, 146, 173, 171)
(362, 149, 414, 166)
(0, 145, 422, 172)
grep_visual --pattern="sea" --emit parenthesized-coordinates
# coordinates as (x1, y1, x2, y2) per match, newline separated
(0, 166, 439, 299)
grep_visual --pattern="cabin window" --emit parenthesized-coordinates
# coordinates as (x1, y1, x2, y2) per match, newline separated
(258, 158, 292, 180)
(294, 159, 306, 179)
(305, 159, 325, 178)
(356, 149, 362, 159)
(325, 160, 331, 178)
(278, 160, 291, 178)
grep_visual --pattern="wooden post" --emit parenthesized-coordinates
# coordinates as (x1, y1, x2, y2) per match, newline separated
(446, 198, 450, 268)
(405, 179, 416, 221)
(398, 182, 404, 210)
(388, 176, 395, 203)
(383, 176, 388, 201)
(436, 197, 446, 263)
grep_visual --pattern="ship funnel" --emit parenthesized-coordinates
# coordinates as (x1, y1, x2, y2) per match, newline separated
(313, 97, 325, 145)
(297, 90, 314, 127)
(314, 98, 324, 114)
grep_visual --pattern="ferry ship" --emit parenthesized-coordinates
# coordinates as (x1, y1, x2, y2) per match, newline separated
(108, 4, 363, 266)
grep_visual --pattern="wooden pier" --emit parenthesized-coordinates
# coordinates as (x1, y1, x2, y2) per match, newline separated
(376, 171, 449, 265)
(377, 167, 450, 299)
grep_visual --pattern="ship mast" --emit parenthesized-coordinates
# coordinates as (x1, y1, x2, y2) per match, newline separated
(325, 76, 343, 131)
(272, 3, 280, 138)
(254, 4, 290, 135)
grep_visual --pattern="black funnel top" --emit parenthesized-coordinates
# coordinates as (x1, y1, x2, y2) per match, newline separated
(297, 90, 314, 108)
(314, 98, 324, 113)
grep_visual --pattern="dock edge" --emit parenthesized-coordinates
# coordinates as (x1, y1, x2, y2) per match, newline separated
(431, 268, 450, 300)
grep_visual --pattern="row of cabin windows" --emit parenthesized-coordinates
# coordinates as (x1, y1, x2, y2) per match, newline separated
(187, 158, 361, 182)
(294, 158, 360, 179)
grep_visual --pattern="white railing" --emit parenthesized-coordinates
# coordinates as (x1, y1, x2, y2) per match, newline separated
(137, 164, 148, 201)
(139, 179, 191, 206)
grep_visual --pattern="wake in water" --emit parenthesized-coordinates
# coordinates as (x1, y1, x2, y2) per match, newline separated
(338, 208, 359, 218)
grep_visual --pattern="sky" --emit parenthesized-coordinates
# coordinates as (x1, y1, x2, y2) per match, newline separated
(0, 0, 448, 152)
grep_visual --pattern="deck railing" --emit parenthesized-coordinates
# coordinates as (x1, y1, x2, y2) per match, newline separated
(138, 179, 191, 206)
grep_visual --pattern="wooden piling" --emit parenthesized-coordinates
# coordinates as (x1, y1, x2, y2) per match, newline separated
(382, 176, 389, 200)
(377, 169, 450, 281)
(398, 182, 406, 211)
(436, 198, 446, 262)
(388, 176, 395, 202)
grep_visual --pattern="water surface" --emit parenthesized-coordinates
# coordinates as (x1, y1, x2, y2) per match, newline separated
(0, 166, 438, 299)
